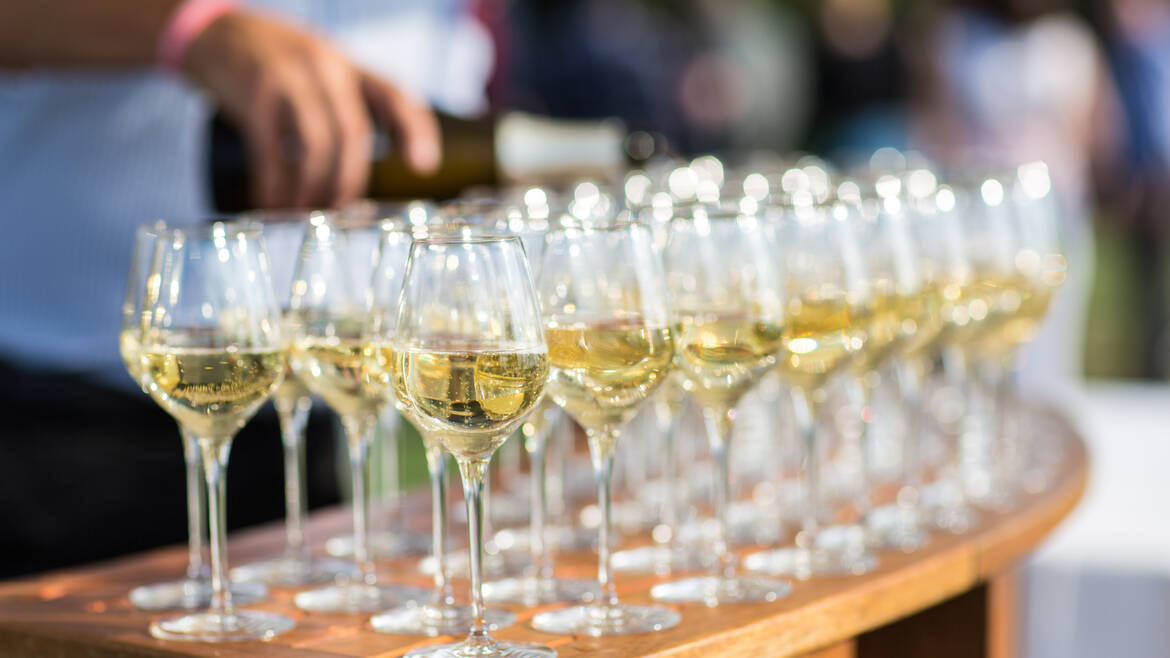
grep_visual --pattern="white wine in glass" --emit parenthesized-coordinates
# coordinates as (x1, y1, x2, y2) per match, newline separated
(141, 222, 294, 642)
(394, 234, 555, 658)
(532, 220, 684, 635)
(365, 221, 520, 636)
(743, 198, 879, 579)
(650, 202, 792, 606)
(120, 221, 266, 612)
(290, 214, 428, 614)
(231, 215, 358, 587)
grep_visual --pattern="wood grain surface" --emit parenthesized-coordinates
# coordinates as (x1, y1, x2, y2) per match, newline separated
(0, 408, 1087, 658)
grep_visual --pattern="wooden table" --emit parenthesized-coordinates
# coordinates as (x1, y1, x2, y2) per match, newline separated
(0, 409, 1086, 658)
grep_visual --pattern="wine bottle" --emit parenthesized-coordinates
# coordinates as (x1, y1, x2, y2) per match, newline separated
(210, 110, 646, 212)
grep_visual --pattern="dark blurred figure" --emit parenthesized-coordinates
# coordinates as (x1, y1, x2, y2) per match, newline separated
(1092, 0, 1170, 378)
(911, 0, 1112, 396)
(0, 1, 485, 576)
(504, 0, 810, 156)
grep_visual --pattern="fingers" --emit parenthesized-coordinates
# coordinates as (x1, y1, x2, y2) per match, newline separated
(307, 51, 372, 207)
(247, 57, 361, 209)
(185, 11, 424, 209)
(360, 71, 441, 174)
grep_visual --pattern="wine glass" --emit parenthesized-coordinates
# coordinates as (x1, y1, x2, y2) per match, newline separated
(837, 179, 931, 551)
(439, 201, 599, 606)
(139, 222, 293, 641)
(330, 201, 436, 560)
(994, 162, 1067, 492)
(649, 201, 793, 605)
(961, 166, 1066, 508)
(610, 371, 710, 575)
(120, 221, 266, 611)
(743, 196, 879, 578)
(530, 220, 681, 635)
(393, 235, 554, 658)
(229, 212, 358, 586)
(364, 221, 517, 635)
(928, 175, 1022, 515)
(289, 213, 427, 613)
(896, 183, 983, 533)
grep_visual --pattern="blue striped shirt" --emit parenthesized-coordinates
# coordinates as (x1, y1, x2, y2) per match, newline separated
(0, 0, 490, 387)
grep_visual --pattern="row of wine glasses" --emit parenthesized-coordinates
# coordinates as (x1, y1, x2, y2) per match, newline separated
(118, 151, 1066, 654)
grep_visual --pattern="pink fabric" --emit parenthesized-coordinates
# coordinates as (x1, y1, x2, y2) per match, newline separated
(157, 0, 238, 73)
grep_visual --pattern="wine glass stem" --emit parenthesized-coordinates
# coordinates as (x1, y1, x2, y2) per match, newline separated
(457, 458, 492, 643)
(380, 409, 401, 524)
(846, 379, 873, 519)
(528, 436, 551, 581)
(546, 417, 567, 522)
(277, 400, 311, 561)
(791, 387, 821, 546)
(198, 437, 234, 617)
(179, 428, 207, 582)
(660, 410, 680, 551)
(894, 359, 925, 499)
(344, 418, 375, 585)
(991, 359, 1019, 487)
(942, 346, 972, 498)
(703, 407, 736, 580)
(589, 432, 620, 609)
(424, 443, 455, 606)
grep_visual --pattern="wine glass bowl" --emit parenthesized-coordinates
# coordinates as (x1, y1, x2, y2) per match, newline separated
(288, 213, 428, 614)
(649, 201, 793, 605)
(138, 222, 294, 641)
(392, 234, 555, 658)
(743, 196, 880, 579)
(531, 219, 683, 634)
(229, 212, 359, 587)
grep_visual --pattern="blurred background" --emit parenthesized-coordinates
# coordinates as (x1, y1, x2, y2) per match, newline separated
(475, 0, 1170, 655)
(4, 0, 1168, 655)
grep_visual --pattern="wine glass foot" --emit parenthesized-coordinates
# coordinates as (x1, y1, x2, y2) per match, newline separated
(743, 544, 879, 579)
(419, 549, 528, 580)
(650, 575, 791, 606)
(921, 483, 980, 534)
(531, 603, 680, 636)
(149, 610, 295, 642)
(969, 486, 1019, 512)
(453, 493, 531, 528)
(405, 637, 556, 658)
(326, 531, 430, 560)
(611, 545, 712, 575)
(294, 582, 428, 614)
(483, 575, 598, 605)
(129, 578, 266, 611)
(370, 603, 515, 636)
(727, 501, 787, 546)
(545, 524, 598, 552)
(231, 555, 360, 587)
(866, 504, 930, 552)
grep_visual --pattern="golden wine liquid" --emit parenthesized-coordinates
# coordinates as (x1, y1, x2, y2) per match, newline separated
(653, 371, 689, 421)
(967, 277, 1056, 359)
(778, 297, 866, 392)
(545, 321, 674, 438)
(291, 336, 383, 422)
(272, 359, 312, 412)
(673, 313, 782, 410)
(119, 329, 144, 389)
(521, 396, 557, 453)
(368, 343, 445, 452)
(396, 347, 548, 461)
(898, 281, 948, 361)
(851, 290, 923, 374)
(143, 346, 284, 439)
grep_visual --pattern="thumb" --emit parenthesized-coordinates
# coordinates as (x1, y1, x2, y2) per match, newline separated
(360, 71, 441, 174)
